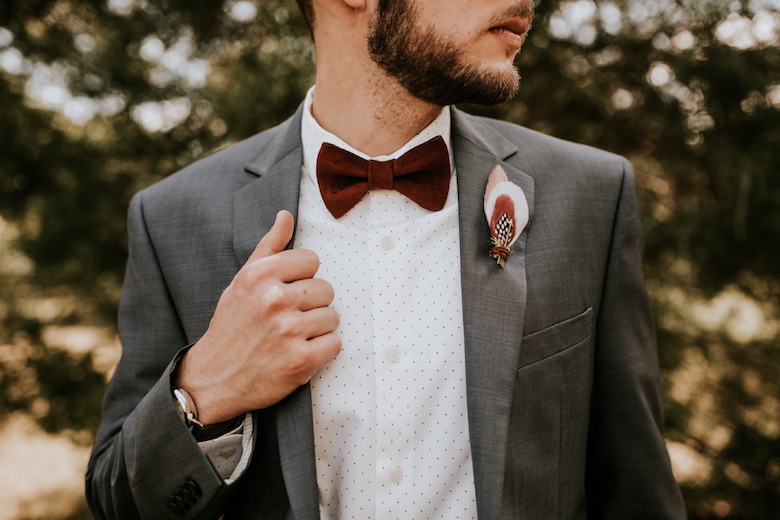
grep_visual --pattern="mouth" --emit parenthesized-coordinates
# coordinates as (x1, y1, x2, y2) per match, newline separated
(488, 17, 531, 49)
(489, 18, 531, 37)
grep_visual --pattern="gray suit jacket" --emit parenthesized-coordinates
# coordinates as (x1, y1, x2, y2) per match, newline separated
(86, 106, 685, 519)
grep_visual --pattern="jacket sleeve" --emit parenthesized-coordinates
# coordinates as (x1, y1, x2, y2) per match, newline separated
(585, 160, 686, 518)
(85, 192, 241, 520)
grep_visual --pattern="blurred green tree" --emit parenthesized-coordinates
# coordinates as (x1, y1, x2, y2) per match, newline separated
(0, 0, 777, 517)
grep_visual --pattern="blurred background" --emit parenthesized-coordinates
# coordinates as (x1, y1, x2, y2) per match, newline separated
(0, 0, 778, 518)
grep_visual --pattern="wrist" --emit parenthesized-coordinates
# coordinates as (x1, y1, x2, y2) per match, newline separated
(171, 345, 236, 425)
(171, 384, 242, 440)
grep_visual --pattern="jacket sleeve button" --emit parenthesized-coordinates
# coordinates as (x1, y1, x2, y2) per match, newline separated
(166, 498, 186, 515)
(184, 479, 202, 498)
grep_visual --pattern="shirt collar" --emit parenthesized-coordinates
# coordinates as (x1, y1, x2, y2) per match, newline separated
(300, 86, 454, 184)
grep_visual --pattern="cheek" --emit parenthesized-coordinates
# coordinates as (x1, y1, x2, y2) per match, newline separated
(416, 3, 481, 39)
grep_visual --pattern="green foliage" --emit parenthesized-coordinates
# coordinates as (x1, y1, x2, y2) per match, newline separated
(0, 0, 778, 517)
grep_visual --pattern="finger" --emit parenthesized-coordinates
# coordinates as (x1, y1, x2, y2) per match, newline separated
(289, 278, 335, 311)
(304, 331, 343, 370)
(299, 306, 341, 339)
(249, 210, 295, 262)
(253, 248, 320, 284)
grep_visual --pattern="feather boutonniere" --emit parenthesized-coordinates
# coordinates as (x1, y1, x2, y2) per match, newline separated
(483, 165, 529, 268)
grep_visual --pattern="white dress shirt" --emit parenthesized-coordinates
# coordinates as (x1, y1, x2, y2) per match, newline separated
(296, 88, 477, 520)
(201, 89, 478, 519)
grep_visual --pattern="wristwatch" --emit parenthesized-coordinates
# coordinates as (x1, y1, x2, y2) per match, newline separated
(172, 387, 204, 431)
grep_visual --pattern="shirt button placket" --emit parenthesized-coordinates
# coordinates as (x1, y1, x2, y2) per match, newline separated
(372, 227, 405, 519)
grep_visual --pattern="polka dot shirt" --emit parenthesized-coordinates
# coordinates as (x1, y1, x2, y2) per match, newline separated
(295, 88, 478, 520)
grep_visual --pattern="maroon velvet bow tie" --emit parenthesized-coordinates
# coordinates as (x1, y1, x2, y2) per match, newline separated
(316, 136, 451, 219)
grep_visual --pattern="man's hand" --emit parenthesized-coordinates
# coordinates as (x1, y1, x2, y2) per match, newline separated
(175, 210, 341, 425)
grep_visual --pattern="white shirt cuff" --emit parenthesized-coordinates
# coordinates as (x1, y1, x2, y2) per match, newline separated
(197, 412, 254, 483)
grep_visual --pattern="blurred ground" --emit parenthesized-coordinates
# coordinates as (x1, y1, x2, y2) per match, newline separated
(0, 414, 91, 520)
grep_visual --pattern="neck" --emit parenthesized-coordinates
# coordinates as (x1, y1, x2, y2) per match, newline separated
(311, 56, 444, 157)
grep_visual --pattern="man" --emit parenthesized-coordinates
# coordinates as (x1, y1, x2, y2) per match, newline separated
(86, 0, 686, 518)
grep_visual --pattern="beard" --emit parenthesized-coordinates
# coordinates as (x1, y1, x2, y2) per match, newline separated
(367, 0, 521, 106)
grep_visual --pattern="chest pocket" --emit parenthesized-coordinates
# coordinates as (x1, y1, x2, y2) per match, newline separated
(517, 307, 593, 369)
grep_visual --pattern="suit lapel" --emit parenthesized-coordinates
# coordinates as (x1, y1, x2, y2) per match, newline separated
(452, 108, 535, 520)
(232, 107, 321, 520)
(233, 108, 304, 264)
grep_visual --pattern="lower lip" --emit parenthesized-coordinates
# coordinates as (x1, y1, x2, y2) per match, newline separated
(489, 27, 526, 50)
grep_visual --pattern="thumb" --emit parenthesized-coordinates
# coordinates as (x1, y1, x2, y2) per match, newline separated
(250, 210, 295, 260)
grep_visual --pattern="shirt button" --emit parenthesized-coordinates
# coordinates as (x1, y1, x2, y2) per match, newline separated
(384, 347, 401, 363)
(389, 465, 403, 483)
(380, 236, 395, 250)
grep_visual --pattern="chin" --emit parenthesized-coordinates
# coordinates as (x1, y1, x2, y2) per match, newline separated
(479, 60, 520, 84)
